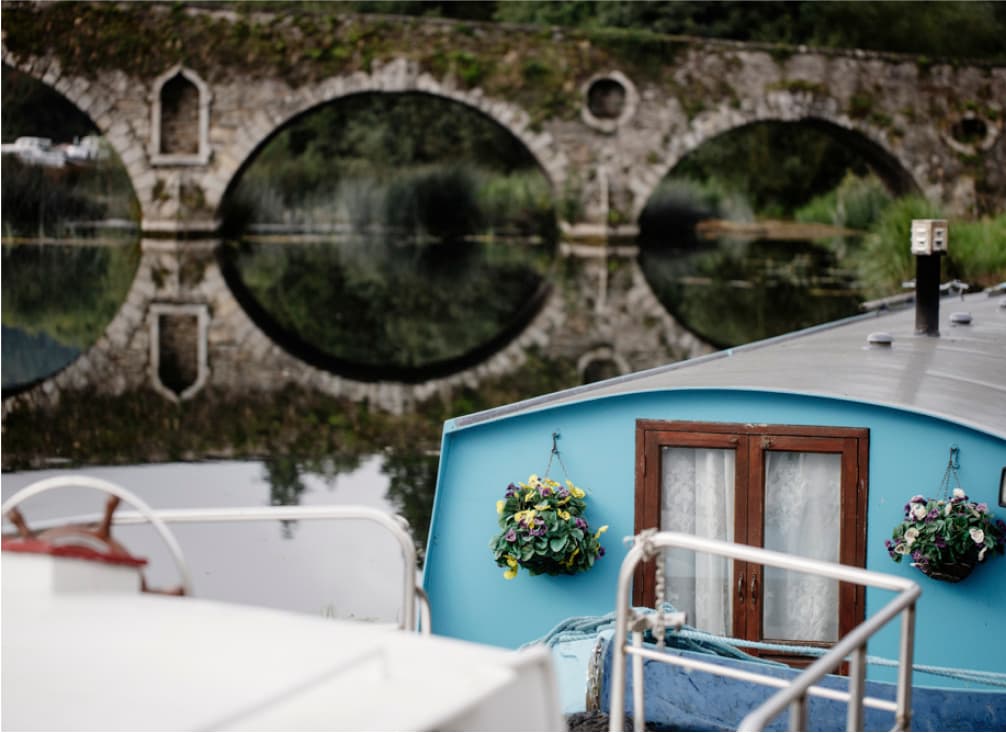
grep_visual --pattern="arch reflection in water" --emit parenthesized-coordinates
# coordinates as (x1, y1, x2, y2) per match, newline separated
(220, 234, 555, 381)
(2, 241, 140, 390)
(640, 235, 862, 349)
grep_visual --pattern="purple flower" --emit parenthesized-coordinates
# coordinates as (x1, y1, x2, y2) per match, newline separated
(926, 509, 939, 521)
(557, 488, 569, 498)
(910, 495, 927, 504)
(884, 539, 893, 549)
(977, 503, 989, 513)
(505, 529, 517, 542)
(505, 483, 518, 498)
(598, 547, 605, 557)
(911, 550, 926, 563)
(575, 517, 587, 530)
(935, 536, 947, 549)
(540, 485, 552, 496)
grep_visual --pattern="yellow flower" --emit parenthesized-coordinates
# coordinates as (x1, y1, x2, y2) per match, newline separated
(527, 474, 539, 485)
(514, 509, 537, 525)
(564, 546, 580, 567)
(535, 502, 550, 511)
(503, 555, 518, 578)
(558, 509, 571, 521)
(496, 500, 505, 514)
(594, 525, 609, 540)
(570, 487, 586, 499)
(525, 490, 537, 502)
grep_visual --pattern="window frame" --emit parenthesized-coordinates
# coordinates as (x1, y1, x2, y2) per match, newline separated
(634, 419, 869, 660)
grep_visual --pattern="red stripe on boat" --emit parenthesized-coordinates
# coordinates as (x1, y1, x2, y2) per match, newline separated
(1, 538, 148, 567)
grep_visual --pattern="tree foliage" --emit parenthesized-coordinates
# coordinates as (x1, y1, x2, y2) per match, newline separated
(489, 1, 1006, 60)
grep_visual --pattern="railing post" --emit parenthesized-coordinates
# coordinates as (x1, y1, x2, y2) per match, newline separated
(847, 645, 866, 731)
(895, 601, 916, 731)
(789, 694, 807, 732)
(632, 630, 645, 732)
(609, 543, 640, 733)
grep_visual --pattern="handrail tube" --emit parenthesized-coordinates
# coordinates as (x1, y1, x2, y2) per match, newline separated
(737, 591, 919, 730)
(621, 645, 899, 712)
(2, 503, 417, 632)
(1, 477, 193, 595)
(609, 531, 920, 733)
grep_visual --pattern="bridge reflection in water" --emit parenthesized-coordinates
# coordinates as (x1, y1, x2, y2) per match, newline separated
(2, 235, 708, 416)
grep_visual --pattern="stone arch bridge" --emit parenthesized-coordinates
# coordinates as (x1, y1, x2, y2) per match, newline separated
(3, 3, 1004, 413)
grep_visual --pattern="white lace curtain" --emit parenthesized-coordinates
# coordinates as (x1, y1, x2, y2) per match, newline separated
(660, 447, 840, 642)
(660, 447, 734, 636)
(763, 451, 840, 642)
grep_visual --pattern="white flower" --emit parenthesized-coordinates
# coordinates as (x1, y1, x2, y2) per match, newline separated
(970, 527, 985, 544)
(953, 488, 966, 499)
(979, 546, 988, 561)
(895, 542, 909, 555)
(945, 503, 953, 516)
(904, 527, 919, 546)
(912, 503, 928, 520)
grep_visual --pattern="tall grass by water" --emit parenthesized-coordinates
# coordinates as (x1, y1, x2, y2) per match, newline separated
(224, 164, 556, 242)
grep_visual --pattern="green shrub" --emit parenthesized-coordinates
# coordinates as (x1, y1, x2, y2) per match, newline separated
(944, 215, 1006, 288)
(853, 196, 941, 297)
(795, 173, 891, 231)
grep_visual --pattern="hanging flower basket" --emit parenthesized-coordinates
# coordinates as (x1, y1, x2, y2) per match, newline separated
(916, 548, 979, 583)
(886, 450, 1006, 582)
(490, 474, 607, 579)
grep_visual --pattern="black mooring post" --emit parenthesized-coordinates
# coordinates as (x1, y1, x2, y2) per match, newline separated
(915, 253, 942, 336)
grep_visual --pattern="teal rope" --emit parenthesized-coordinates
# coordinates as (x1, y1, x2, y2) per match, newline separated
(526, 606, 1006, 689)
(670, 627, 1006, 688)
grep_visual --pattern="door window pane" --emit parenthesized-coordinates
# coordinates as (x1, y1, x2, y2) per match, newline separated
(762, 451, 841, 642)
(660, 446, 735, 635)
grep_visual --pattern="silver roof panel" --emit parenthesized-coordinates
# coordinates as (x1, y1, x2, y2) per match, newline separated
(455, 293, 1006, 438)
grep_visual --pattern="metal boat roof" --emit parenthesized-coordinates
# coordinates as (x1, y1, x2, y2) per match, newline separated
(455, 291, 1006, 439)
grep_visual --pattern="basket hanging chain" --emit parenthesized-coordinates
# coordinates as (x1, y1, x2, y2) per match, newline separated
(543, 431, 570, 482)
(938, 445, 962, 500)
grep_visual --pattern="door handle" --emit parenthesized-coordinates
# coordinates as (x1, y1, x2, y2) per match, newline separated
(750, 573, 760, 602)
(737, 571, 745, 604)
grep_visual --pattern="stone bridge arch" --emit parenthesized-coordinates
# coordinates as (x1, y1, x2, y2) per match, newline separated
(1, 57, 148, 216)
(628, 89, 923, 222)
(209, 58, 568, 226)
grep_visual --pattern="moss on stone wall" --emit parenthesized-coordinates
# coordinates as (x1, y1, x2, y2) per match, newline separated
(1, 2, 739, 127)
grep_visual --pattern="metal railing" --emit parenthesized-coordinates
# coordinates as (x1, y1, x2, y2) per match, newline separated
(608, 531, 921, 732)
(3, 476, 427, 634)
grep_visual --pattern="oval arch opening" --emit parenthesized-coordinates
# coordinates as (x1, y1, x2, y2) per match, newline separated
(1, 64, 141, 394)
(217, 91, 559, 383)
(637, 119, 917, 349)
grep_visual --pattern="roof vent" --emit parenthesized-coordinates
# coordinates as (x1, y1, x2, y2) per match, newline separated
(867, 331, 894, 347)
(949, 311, 972, 325)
